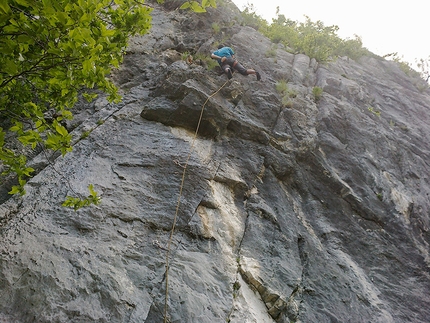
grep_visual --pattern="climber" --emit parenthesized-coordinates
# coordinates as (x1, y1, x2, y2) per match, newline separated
(211, 44, 261, 81)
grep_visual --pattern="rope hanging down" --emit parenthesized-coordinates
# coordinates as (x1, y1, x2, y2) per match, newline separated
(163, 79, 230, 323)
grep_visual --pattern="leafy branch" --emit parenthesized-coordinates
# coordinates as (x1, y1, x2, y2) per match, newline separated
(62, 184, 101, 211)
(179, 0, 217, 12)
(0, 0, 153, 200)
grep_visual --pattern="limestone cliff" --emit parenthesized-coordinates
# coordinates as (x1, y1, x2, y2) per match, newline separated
(1, 1, 429, 322)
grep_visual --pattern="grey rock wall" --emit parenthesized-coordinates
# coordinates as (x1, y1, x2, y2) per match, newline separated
(1, 2, 429, 322)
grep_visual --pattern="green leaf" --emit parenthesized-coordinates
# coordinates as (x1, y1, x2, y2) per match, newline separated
(4, 59, 18, 75)
(100, 26, 115, 37)
(0, 2, 11, 13)
(83, 92, 98, 102)
(9, 185, 23, 195)
(62, 184, 100, 210)
(208, 0, 217, 8)
(23, 167, 34, 176)
(59, 110, 73, 120)
(0, 128, 5, 146)
(55, 123, 68, 137)
(190, 1, 206, 12)
(18, 131, 41, 149)
(179, 2, 191, 9)
(10, 122, 23, 133)
(82, 59, 94, 75)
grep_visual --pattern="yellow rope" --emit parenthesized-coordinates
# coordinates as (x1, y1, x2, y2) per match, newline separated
(163, 79, 230, 323)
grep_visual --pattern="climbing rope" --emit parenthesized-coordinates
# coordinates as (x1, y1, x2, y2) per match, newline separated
(163, 79, 230, 323)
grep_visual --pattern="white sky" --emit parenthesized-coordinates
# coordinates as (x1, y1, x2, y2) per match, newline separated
(232, 0, 428, 69)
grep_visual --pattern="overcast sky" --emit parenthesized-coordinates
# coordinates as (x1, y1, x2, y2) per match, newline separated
(231, 0, 428, 70)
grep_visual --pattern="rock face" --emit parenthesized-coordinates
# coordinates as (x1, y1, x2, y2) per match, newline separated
(1, 2, 430, 322)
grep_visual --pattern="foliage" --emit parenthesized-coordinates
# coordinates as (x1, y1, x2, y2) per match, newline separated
(381, 53, 430, 87)
(182, 50, 219, 71)
(276, 80, 296, 97)
(293, 16, 341, 62)
(333, 35, 371, 60)
(276, 80, 296, 107)
(391, 54, 430, 90)
(205, 57, 219, 70)
(241, 6, 370, 62)
(262, 15, 297, 48)
(0, 0, 153, 201)
(179, 0, 217, 12)
(275, 80, 288, 94)
(194, 52, 218, 70)
(281, 96, 293, 108)
(368, 106, 381, 117)
(211, 22, 220, 34)
(62, 184, 101, 211)
(265, 45, 277, 58)
(312, 86, 323, 102)
(0, 0, 218, 208)
(240, 3, 268, 30)
(382, 53, 419, 77)
(181, 51, 191, 60)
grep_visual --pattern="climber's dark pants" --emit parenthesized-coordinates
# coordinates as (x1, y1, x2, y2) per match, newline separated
(221, 58, 248, 76)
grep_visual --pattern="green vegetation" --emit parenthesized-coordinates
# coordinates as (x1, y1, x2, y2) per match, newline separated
(182, 51, 219, 71)
(211, 22, 220, 34)
(241, 6, 371, 62)
(179, 0, 217, 12)
(265, 45, 277, 58)
(232, 280, 241, 298)
(0, 0, 153, 204)
(79, 130, 92, 140)
(0, 0, 214, 209)
(276, 80, 297, 108)
(240, 3, 268, 30)
(205, 58, 219, 71)
(1, 0, 427, 209)
(275, 80, 289, 93)
(194, 52, 219, 70)
(383, 53, 421, 78)
(181, 51, 191, 61)
(312, 86, 323, 102)
(368, 106, 381, 117)
(62, 184, 100, 211)
(241, 5, 430, 83)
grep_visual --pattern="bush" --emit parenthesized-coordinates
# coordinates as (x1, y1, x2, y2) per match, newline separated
(334, 35, 371, 60)
(312, 86, 323, 102)
(276, 80, 297, 107)
(276, 80, 289, 94)
(241, 6, 370, 63)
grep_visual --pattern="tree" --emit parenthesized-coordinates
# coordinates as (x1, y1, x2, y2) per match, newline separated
(0, 0, 153, 205)
(0, 0, 217, 209)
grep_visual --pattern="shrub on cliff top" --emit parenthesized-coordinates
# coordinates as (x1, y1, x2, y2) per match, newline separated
(241, 6, 370, 62)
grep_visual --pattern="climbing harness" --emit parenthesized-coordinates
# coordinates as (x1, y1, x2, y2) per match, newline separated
(163, 78, 230, 323)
